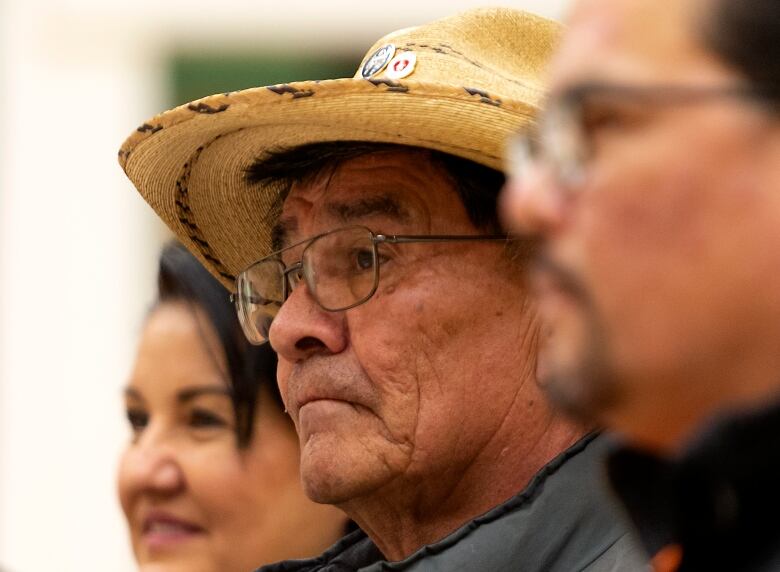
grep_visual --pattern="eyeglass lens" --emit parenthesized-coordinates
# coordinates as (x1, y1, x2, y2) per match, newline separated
(235, 227, 380, 345)
(510, 98, 585, 185)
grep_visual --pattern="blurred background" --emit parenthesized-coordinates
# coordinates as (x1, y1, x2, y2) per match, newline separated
(0, 0, 570, 569)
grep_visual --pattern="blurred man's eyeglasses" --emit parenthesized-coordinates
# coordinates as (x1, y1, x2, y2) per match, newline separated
(232, 225, 512, 345)
(507, 81, 778, 193)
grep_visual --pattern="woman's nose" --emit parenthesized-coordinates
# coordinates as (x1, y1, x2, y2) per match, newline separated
(126, 429, 186, 496)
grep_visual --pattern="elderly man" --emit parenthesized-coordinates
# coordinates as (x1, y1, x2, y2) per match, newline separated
(504, 0, 780, 570)
(119, 8, 645, 571)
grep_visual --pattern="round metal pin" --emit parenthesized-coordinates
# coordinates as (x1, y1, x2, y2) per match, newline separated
(360, 44, 396, 79)
(385, 52, 417, 80)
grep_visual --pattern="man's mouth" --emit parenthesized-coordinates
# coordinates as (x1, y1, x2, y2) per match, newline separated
(291, 378, 368, 418)
(299, 393, 341, 407)
(296, 394, 357, 421)
(285, 357, 376, 421)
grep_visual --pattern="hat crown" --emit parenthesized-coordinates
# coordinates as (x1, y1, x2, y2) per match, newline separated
(355, 8, 559, 104)
(119, 8, 562, 288)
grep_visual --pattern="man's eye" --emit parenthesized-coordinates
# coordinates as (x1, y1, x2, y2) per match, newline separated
(581, 100, 649, 139)
(351, 249, 375, 271)
(581, 105, 625, 136)
(189, 408, 227, 429)
(126, 408, 149, 432)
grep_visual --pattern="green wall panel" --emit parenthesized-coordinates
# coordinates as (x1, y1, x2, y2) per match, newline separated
(169, 51, 359, 107)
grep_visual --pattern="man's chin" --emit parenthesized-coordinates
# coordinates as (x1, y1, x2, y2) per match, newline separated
(301, 473, 356, 505)
(298, 433, 389, 505)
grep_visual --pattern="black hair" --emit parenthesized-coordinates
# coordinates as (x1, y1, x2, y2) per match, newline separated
(246, 141, 507, 235)
(156, 241, 283, 447)
(704, 0, 780, 105)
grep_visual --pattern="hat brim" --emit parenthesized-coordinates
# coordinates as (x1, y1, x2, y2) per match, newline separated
(120, 77, 539, 288)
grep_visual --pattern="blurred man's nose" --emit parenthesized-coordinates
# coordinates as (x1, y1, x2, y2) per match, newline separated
(501, 165, 567, 236)
(269, 281, 347, 363)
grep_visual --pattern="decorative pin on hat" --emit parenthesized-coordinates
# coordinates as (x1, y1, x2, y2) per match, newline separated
(385, 52, 417, 80)
(361, 44, 396, 78)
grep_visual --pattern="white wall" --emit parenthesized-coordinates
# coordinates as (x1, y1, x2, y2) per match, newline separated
(0, 1, 570, 570)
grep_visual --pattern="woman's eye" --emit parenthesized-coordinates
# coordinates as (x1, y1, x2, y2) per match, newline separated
(126, 409, 148, 432)
(189, 408, 227, 429)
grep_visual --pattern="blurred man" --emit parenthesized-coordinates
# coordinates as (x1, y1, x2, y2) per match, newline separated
(504, 0, 780, 569)
(119, 8, 645, 572)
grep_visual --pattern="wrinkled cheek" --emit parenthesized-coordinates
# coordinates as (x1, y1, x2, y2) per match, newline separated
(368, 357, 420, 443)
(350, 333, 421, 443)
(350, 274, 474, 440)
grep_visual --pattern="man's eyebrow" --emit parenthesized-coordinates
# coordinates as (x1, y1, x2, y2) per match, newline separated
(177, 386, 232, 403)
(326, 195, 411, 224)
(271, 217, 298, 252)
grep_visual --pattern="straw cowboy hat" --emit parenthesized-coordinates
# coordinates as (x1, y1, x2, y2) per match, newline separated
(119, 7, 560, 288)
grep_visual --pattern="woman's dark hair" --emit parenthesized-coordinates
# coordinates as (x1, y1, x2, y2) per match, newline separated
(704, 0, 780, 103)
(156, 241, 282, 447)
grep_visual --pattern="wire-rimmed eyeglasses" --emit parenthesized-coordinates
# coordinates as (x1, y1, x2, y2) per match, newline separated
(506, 81, 779, 193)
(232, 225, 512, 345)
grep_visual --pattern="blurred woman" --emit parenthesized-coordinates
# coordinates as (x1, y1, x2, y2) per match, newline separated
(118, 242, 347, 572)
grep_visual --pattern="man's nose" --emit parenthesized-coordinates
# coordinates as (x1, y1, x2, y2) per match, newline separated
(501, 165, 567, 236)
(269, 280, 347, 362)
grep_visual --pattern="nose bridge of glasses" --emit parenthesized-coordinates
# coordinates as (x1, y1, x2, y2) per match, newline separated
(509, 133, 556, 190)
(283, 261, 304, 295)
(278, 227, 356, 287)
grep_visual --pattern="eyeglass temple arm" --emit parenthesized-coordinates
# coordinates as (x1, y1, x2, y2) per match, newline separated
(377, 234, 512, 244)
